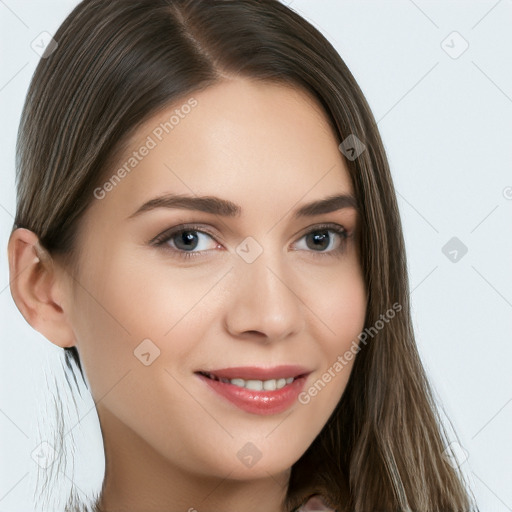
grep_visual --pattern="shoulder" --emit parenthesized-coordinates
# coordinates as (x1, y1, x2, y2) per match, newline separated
(294, 494, 337, 512)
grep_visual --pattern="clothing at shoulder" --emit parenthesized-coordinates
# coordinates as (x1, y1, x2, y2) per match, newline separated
(294, 494, 337, 512)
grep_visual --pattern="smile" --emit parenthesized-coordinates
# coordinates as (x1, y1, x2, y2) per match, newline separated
(199, 371, 295, 391)
(195, 365, 311, 415)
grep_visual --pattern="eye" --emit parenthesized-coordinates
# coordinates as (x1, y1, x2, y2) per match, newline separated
(151, 224, 220, 260)
(151, 222, 350, 260)
(293, 223, 349, 258)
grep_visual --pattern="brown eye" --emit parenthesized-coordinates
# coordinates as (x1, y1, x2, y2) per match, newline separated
(293, 224, 348, 257)
(305, 230, 334, 251)
(151, 224, 221, 260)
(172, 230, 201, 251)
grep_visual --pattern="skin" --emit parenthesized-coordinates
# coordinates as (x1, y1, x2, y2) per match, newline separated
(8, 78, 367, 512)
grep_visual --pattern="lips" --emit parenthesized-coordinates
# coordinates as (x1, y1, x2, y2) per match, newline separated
(194, 365, 311, 415)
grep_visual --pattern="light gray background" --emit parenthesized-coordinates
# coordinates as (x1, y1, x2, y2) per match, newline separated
(1, 1, 511, 510)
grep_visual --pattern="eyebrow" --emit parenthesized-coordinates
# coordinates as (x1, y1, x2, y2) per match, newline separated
(127, 192, 358, 220)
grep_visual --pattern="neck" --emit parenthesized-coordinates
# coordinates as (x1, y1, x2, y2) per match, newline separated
(94, 405, 291, 512)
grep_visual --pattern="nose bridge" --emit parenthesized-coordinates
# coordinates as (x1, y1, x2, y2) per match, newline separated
(224, 237, 305, 340)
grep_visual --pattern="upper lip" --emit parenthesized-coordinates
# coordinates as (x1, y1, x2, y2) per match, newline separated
(196, 365, 311, 380)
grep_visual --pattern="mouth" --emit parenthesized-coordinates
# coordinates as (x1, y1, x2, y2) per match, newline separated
(197, 371, 298, 391)
(194, 365, 311, 415)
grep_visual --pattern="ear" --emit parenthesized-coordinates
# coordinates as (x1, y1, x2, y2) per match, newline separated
(7, 227, 76, 348)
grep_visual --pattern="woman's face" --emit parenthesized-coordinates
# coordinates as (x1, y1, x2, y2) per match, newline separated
(63, 78, 367, 484)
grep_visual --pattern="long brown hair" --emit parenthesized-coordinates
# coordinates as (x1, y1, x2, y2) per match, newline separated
(13, 0, 477, 510)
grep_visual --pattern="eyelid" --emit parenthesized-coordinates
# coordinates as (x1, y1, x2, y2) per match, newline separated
(149, 223, 219, 245)
(296, 222, 348, 238)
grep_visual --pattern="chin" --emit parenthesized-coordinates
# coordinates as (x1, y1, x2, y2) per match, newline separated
(212, 442, 304, 480)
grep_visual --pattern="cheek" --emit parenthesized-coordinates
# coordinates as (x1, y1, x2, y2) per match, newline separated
(68, 258, 215, 453)
(303, 270, 366, 399)
(305, 254, 367, 341)
(107, 249, 221, 335)
(70, 252, 219, 400)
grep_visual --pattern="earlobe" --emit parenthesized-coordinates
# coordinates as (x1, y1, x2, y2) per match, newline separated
(7, 227, 76, 348)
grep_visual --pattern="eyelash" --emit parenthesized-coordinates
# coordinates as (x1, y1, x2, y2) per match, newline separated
(150, 222, 350, 261)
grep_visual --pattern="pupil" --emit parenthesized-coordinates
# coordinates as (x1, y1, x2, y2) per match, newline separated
(175, 231, 198, 251)
(307, 230, 329, 251)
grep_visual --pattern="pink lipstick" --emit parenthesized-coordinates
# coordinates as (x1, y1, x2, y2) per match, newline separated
(195, 365, 310, 415)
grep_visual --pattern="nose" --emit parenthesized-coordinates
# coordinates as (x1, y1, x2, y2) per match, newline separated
(223, 247, 306, 344)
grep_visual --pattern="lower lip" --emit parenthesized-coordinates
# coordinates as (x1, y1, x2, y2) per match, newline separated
(196, 373, 308, 415)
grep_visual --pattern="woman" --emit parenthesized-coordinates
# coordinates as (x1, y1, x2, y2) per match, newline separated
(7, 0, 477, 510)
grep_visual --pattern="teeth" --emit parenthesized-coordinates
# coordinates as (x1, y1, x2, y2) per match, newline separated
(205, 373, 295, 390)
(233, 377, 292, 391)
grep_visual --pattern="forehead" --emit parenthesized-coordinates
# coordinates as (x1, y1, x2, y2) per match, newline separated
(91, 78, 354, 221)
